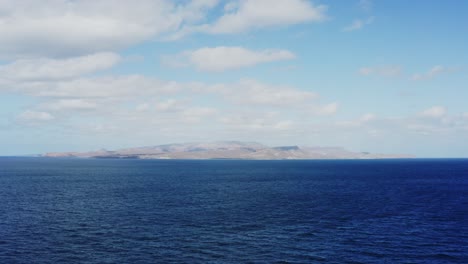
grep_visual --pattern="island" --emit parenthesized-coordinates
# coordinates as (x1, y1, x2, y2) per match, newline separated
(43, 141, 413, 160)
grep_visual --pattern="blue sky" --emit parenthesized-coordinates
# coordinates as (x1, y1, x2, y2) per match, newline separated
(0, 0, 467, 157)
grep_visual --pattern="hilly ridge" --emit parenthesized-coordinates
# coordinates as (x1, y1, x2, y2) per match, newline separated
(44, 141, 413, 160)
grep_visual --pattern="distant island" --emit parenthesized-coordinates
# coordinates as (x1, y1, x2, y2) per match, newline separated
(43, 141, 413, 160)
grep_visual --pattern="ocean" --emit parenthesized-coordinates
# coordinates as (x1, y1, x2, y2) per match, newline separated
(0, 158, 466, 263)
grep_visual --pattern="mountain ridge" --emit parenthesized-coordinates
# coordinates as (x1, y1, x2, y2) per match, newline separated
(43, 141, 414, 160)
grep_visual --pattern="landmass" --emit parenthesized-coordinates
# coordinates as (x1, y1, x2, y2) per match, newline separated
(43, 141, 413, 160)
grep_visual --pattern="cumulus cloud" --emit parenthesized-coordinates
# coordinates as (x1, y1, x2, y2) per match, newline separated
(0, 1, 149, 57)
(205, 0, 327, 34)
(163, 46, 295, 72)
(343, 17, 374, 32)
(0, 0, 223, 58)
(0, 40, 337, 138)
(169, 0, 328, 39)
(0, 52, 120, 81)
(0, 0, 327, 58)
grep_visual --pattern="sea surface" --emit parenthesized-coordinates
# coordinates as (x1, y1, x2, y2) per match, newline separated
(0, 158, 466, 263)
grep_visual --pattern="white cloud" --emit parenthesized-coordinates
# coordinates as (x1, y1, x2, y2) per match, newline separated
(343, 17, 374, 32)
(317, 102, 339, 115)
(358, 65, 402, 77)
(0, 52, 120, 81)
(420, 106, 447, 118)
(207, 0, 327, 33)
(0, 0, 328, 58)
(3, 71, 318, 109)
(170, 0, 327, 38)
(5, 69, 339, 138)
(0, 0, 218, 58)
(18, 110, 55, 122)
(156, 99, 186, 112)
(411, 65, 447, 81)
(42, 99, 98, 111)
(7, 75, 180, 98)
(163, 46, 295, 72)
(341, 107, 460, 137)
(333, 107, 468, 139)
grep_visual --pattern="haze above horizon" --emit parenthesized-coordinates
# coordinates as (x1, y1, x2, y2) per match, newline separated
(1, 0, 467, 157)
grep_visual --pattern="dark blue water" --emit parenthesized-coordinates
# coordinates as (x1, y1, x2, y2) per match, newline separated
(0, 158, 466, 263)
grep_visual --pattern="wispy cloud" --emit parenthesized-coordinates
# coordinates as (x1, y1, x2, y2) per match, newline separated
(411, 65, 451, 81)
(18, 110, 55, 123)
(162, 46, 295, 72)
(358, 0, 373, 12)
(316, 102, 339, 116)
(358, 65, 402, 77)
(419, 106, 447, 118)
(217, 79, 317, 106)
(0, 52, 120, 81)
(333, 106, 468, 139)
(41, 99, 98, 111)
(343, 16, 374, 32)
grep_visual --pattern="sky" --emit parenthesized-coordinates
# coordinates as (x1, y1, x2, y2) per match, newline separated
(0, 0, 467, 157)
